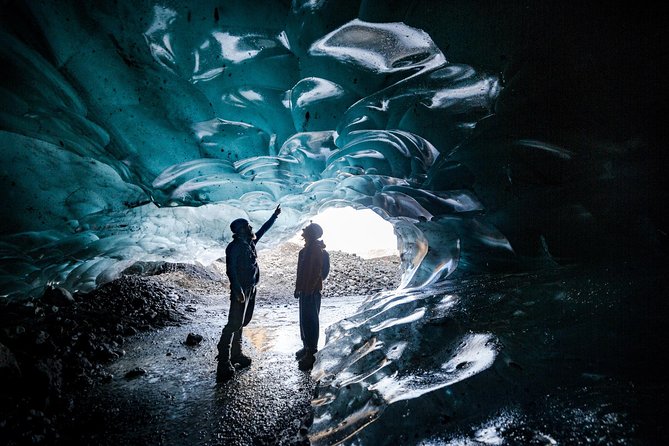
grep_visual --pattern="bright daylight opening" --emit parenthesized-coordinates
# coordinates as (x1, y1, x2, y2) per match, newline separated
(289, 206, 399, 259)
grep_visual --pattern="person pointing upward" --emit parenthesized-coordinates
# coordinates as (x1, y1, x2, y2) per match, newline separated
(216, 204, 281, 383)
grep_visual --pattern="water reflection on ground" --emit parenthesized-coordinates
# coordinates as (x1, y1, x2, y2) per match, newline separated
(62, 294, 366, 446)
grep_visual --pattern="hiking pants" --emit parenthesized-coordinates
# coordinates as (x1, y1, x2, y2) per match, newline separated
(299, 291, 322, 353)
(217, 286, 256, 360)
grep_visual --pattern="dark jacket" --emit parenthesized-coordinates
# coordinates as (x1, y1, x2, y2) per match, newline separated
(226, 213, 278, 291)
(295, 239, 330, 294)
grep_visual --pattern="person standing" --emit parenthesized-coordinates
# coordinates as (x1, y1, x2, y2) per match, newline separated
(216, 204, 281, 383)
(294, 222, 330, 371)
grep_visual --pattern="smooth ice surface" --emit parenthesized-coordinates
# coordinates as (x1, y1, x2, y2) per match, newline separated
(310, 264, 664, 445)
(0, 1, 665, 444)
(1, 0, 507, 299)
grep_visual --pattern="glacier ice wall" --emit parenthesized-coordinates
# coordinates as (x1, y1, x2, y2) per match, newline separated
(1, 0, 505, 298)
(0, 0, 666, 443)
(2, 1, 661, 301)
(311, 262, 666, 444)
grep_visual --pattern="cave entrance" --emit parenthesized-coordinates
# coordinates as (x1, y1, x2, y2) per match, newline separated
(289, 206, 399, 259)
(259, 205, 402, 302)
(255, 206, 402, 353)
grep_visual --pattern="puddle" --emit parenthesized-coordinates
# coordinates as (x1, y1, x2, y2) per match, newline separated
(59, 294, 367, 445)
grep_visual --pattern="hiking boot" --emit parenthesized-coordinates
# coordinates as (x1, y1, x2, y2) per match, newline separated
(216, 360, 235, 383)
(231, 353, 252, 369)
(298, 351, 316, 371)
(294, 347, 306, 360)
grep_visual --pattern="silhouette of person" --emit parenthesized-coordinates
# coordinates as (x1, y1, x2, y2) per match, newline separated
(216, 204, 281, 383)
(294, 222, 330, 371)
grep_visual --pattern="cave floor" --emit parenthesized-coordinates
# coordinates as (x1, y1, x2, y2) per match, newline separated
(58, 292, 366, 446)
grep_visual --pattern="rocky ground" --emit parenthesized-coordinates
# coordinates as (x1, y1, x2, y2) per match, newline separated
(0, 243, 401, 445)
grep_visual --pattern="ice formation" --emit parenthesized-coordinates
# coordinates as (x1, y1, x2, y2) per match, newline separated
(0, 0, 664, 444)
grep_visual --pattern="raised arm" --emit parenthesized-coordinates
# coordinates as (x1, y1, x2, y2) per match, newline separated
(254, 204, 281, 242)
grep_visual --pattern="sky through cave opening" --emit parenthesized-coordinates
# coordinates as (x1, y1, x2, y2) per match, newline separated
(253, 205, 403, 352)
(287, 206, 399, 260)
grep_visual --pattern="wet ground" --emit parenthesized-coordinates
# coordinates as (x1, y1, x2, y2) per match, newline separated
(0, 246, 401, 445)
(59, 292, 366, 446)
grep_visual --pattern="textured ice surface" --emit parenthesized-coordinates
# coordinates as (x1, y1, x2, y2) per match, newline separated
(310, 264, 663, 445)
(1, 0, 506, 299)
(0, 1, 665, 443)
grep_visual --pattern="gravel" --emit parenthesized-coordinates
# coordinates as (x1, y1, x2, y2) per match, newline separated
(0, 243, 402, 445)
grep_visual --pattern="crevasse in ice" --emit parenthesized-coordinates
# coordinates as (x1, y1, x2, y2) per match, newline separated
(0, 1, 664, 444)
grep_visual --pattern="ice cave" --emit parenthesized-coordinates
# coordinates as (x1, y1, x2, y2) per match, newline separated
(1, 0, 666, 444)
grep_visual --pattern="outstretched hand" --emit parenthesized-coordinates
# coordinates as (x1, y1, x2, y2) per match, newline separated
(273, 204, 281, 217)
